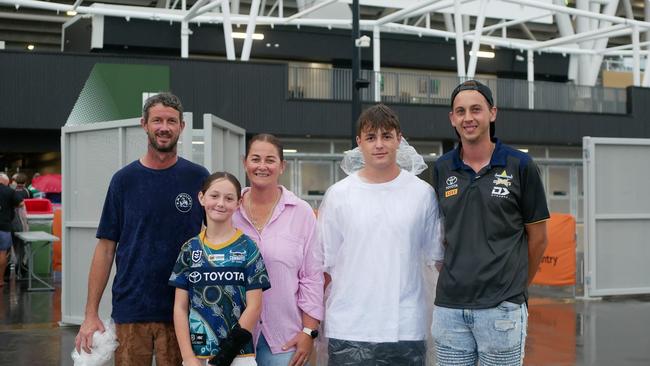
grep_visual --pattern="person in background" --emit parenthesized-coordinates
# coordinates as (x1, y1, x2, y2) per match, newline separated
(0, 172, 24, 287)
(233, 134, 324, 366)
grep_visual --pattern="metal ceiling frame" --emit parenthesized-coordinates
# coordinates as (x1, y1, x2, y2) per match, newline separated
(2, 0, 650, 86)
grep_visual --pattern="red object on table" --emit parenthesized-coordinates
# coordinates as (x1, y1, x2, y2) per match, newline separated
(23, 198, 53, 215)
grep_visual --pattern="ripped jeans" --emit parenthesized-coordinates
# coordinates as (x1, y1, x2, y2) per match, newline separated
(431, 302, 528, 366)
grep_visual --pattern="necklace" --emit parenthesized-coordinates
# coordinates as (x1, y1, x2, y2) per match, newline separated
(247, 189, 281, 232)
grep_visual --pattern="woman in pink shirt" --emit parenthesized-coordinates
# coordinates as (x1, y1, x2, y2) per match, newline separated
(233, 134, 324, 366)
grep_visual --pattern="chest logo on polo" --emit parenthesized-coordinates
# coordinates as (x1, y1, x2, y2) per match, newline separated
(493, 170, 513, 187)
(444, 175, 459, 197)
(175, 193, 193, 213)
(229, 250, 246, 262)
(208, 254, 225, 262)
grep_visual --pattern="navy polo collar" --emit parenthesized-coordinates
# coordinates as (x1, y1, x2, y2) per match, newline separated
(452, 138, 507, 170)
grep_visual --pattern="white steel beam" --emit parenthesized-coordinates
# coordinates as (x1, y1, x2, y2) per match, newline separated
(530, 23, 630, 51)
(454, 0, 466, 77)
(585, 0, 619, 86)
(527, 49, 534, 109)
(222, 0, 236, 60)
(472, 12, 552, 36)
(283, 0, 336, 23)
(184, 0, 210, 21)
(467, 0, 489, 78)
(240, 0, 261, 61)
(633, 25, 641, 86)
(375, 0, 438, 26)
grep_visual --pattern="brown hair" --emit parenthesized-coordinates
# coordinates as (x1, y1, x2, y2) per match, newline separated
(246, 133, 284, 161)
(200, 172, 242, 200)
(356, 104, 401, 137)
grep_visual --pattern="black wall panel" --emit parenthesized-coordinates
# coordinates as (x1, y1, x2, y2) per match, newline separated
(0, 50, 648, 154)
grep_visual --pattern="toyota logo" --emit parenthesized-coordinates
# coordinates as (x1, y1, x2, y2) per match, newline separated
(446, 176, 458, 185)
(188, 271, 201, 284)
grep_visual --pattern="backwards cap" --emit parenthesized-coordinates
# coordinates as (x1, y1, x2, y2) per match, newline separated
(450, 79, 494, 108)
(450, 80, 496, 139)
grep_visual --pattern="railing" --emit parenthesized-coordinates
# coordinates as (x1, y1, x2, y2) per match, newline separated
(287, 66, 627, 114)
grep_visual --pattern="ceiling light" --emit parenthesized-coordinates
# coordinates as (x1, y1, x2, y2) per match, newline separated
(469, 50, 495, 59)
(518, 148, 529, 153)
(66, 10, 78, 16)
(283, 149, 297, 153)
(232, 32, 264, 40)
(429, 153, 437, 156)
(27, 44, 35, 50)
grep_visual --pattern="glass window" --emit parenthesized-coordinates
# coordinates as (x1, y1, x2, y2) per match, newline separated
(335, 162, 347, 182)
(408, 141, 443, 157)
(548, 146, 582, 159)
(334, 141, 354, 153)
(513, 145, 546, 158)
(548, 167, 570, 196)
(300, 161, 332, 196)
(283, 141, 330, 154)
(279, 160, 295, 191)
(549, 198, 570, 213)
(577, 167, 584, 196)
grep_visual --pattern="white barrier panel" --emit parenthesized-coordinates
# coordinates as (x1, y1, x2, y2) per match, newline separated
(583, 137, 650, 298)
(61, 114, 194, 324)
(204, 114, 247, 184)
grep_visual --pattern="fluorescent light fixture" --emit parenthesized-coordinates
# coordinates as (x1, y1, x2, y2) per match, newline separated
(232, 32, 264, 40)
(283, 149, 298, 153)
(429, 153, 437, 156)
(27, 44, 35, 50)
(469, 50, 495, 59)
(518, 148, 529, 153)
(66, 10, 78, 16)
(191, 141, 205, 145)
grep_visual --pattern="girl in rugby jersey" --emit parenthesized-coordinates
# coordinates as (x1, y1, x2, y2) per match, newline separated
(170, 172, 271, 366)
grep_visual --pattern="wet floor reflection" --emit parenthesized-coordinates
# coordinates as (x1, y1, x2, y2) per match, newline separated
(1, 279, 650, 365)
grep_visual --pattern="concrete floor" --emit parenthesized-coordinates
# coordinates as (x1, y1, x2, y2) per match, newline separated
(1, 277, 649, 365)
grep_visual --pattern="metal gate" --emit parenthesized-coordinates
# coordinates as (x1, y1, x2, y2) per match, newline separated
(583, 137, 650, 298)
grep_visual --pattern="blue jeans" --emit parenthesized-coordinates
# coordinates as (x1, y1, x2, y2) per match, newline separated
(432, 301, 528, 366)
(256, 334, 295, 366)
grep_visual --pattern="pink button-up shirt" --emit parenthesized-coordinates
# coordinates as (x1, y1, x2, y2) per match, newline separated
(232, 186, 324, 354)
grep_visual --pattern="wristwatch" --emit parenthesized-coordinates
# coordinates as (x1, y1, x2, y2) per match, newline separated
(302, 327, 319, 339)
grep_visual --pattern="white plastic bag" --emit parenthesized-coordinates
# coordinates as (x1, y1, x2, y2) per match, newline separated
(340, 137, 429, 176)
(71, 319, 119, 366)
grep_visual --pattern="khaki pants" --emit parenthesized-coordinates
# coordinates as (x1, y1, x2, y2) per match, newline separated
(115, 322, 182, 366)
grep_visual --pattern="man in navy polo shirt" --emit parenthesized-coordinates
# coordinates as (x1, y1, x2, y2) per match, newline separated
(431, 80, 549, 366)
(75, 93, 209, 366)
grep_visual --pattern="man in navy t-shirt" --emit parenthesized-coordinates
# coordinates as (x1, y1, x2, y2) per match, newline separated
(75, 93, 209, 366)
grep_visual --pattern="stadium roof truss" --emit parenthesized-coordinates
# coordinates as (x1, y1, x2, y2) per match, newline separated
(2, 0, 650, 86)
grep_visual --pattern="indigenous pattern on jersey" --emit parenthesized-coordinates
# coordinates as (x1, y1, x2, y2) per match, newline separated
(169, 230, 271, 358)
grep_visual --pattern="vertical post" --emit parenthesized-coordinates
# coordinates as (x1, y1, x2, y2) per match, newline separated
(527, 49, 535, 109)
(241, 0, 261, 61)
(466, 0, 488, 78)
(222, 0, 236, 60)
(454, 0, 466, 78)
(351, 0, 361, 148)
(373, 26, 381, 102)
(633, 25, 641, 87)
(181, 0, 188, 58)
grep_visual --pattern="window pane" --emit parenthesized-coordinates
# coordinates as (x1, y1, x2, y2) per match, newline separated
(549, 198, 570, 213)
(279, 160, 294, 191)
(548, 167, 570, 196)
(548, 146, 582, 158)
(300, 161, 332, 196)
(334, 142, 353, 153)
(283, 141, 330, 153)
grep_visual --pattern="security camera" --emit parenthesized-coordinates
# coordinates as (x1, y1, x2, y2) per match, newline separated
(355, 35, 371, 48)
